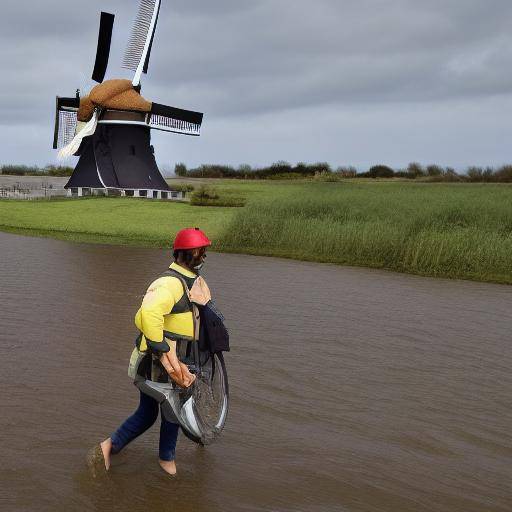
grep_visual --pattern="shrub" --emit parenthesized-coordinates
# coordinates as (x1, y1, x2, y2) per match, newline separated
(407, 162, 425, 178)
(190, 185, 245, 207)
(177, 161, 512, 183)
(312, 171, 343, 182)
(1, 164, 40, 175)
(187, 164, 238, 178)
(427, 168, 464, 182)
(466, 167, 494, 182)
(43, 165, 73, 176)
(267, 172, 306, 180)
(191, 185, 218, 200)
(494, 165, 512, 182)
(270, 161, 293, 173)
(335, 166, 357, 178)
(170, 183, 194, 193)
(175, 163, 187, 177)
(237, 164, 252, 174)
(367, 165, 395, 178)
(308, 162, 332, 174)
(426, 165, 443, 177)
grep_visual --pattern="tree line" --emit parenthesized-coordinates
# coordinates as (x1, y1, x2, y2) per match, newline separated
(175, 162, 512, 182)
(3, 162, 512, 183)
(1, 165, 74, 177)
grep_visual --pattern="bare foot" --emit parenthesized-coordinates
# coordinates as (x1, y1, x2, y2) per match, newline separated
(159, 459, 177, 476)
(100, 438, 112, 471)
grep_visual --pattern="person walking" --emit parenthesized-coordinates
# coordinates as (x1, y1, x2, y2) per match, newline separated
(92, 228, 212, 476)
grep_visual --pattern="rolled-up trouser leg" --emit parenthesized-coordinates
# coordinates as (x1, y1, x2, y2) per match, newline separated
(111, 391, 159, 454)
(159, 412, 180, 461)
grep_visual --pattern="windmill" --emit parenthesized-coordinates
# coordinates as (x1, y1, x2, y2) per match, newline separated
(53, 0, 203, 199)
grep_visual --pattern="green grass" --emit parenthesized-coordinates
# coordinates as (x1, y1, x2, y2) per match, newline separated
(215, 181, 512, 284)
(0, 197, 237, 247)
(0, 180, 511, 284)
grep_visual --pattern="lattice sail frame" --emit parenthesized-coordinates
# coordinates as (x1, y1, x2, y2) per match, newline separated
(122, 0, 161, 86)
(53, 97, 80, 149)
(149, 103, 203, 135)
(98, 103, 203, 137)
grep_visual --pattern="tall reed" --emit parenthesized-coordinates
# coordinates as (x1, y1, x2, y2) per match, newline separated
(216, 183, 512, 283)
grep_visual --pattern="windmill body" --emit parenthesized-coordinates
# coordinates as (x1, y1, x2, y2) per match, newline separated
(53, 1, 203, 198)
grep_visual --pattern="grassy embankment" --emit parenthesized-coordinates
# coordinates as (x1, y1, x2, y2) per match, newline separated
(0, 180, 510, 284)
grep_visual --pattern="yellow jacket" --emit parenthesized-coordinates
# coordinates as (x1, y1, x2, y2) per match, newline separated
(134, 262, 197, 351)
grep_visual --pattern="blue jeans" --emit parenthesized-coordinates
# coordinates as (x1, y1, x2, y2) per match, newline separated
(110, 391, 180, 461)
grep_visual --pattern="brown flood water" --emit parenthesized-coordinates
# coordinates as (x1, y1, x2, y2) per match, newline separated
(0, 232, 511, 512)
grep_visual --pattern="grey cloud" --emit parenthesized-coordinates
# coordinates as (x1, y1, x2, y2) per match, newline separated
(1, 0, 512, 167)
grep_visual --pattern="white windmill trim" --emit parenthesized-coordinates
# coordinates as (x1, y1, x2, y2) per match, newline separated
(93, 153, 107, 189)
(58, 111, 98, 159)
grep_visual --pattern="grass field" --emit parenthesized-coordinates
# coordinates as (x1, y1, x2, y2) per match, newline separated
(0, 180, 511, 284)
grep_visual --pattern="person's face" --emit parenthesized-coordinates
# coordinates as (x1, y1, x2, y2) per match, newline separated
(190, 247, 207, 270)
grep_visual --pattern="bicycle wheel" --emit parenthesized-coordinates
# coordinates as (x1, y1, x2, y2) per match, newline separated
(181, 352, 229, 445)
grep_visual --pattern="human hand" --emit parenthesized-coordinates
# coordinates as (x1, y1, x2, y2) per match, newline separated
(159, 352, 184, 384)
(159, 353, 195, 388)
(178, 362, 196, 388)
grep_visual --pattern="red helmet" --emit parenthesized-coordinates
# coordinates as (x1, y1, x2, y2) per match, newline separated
(173, 228, 211, 250)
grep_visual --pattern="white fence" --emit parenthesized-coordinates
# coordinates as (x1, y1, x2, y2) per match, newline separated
(0, 183, 67, 200)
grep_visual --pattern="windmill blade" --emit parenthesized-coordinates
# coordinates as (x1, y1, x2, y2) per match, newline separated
(142, 0, 161, 74)
(122, 0, 161, 87)
(149, 103, 203, 136)
(53, 96, 80, 149)
(91, 12, 115, 83)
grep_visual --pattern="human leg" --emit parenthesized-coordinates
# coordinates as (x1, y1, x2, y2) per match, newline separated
(158, 411, 180, 475)
(109, 391, 160, 455)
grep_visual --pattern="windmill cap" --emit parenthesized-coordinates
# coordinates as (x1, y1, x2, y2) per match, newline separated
(173, 228, 212, 250)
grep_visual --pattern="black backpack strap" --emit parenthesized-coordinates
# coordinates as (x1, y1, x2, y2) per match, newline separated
(160, 269, 197, 314)
(159, 268, 201, 342)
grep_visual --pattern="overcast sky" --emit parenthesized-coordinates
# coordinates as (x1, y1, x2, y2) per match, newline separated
(2, 0, 512, 171)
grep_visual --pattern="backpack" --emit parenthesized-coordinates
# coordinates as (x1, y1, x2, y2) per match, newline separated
(163, 269, 230, 354)
(198, 300, 230, 354)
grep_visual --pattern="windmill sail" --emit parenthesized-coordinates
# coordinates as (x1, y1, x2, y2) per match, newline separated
(53, 96, 80, 149)
(52, 2, 206, 197)
(149, 103, 203, 136)
(97, 103, 203, 137)
(142, 1, 161, 74)
(91, 12, 115, 83)
(122, 0, 162, 87)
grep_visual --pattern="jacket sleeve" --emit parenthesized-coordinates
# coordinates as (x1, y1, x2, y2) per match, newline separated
(135, 277, 179, 345)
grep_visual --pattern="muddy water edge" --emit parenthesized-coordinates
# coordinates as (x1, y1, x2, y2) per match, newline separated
(0, 232, 511, 512)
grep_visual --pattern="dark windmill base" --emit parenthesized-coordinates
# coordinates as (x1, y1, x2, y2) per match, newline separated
(65, 123, 180, 200)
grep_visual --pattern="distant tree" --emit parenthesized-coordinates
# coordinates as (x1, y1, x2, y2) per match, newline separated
(309, 162, 332, 174)
(443, 167, 463, 182)
(466, 167, 483, 182)
(271, 161, 293, 172)
(407, 162, 425, 178)
(295, 162, 308, 174)
(367, 165, 395, 178)
(1, 164, 40, 175)
(237, 164, 252, 174)
(335, 166, 357, 178)
(426, 164, 443, 177)
(495, 165, 512, 182)
(175, 163, 187, 177)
